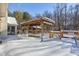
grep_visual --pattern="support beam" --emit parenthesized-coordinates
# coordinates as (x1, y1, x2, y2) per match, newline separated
(26, 25, 29, 37)
(36, 26, 38, 34)
(15, 26, 17, 35)
(41, 22, 44, 42)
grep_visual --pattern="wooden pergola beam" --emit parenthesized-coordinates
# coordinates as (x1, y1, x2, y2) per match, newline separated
(21, 18, 54, 26)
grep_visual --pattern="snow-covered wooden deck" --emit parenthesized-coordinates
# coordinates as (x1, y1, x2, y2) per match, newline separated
(0, 35, 79, 56)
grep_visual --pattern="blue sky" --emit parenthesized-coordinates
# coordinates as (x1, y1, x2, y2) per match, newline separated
(8, 3, 56, 17)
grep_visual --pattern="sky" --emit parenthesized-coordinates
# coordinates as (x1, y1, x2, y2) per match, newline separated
(8, 3, 56, 17)
(8, 3, 77, 17)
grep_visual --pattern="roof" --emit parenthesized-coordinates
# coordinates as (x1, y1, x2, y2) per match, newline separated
(21, 17, 55, 25)
(42, 17, 55, 23)
(1, 17, 18, 25)
(7, 17, 18, 25)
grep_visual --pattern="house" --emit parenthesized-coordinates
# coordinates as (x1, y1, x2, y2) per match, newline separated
(7, 17, 18, 35)
(0, 17, 18, 36)
(0, 4, 18, 39)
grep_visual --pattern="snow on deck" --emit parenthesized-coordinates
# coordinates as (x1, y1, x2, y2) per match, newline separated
(0, 35, 79, 56)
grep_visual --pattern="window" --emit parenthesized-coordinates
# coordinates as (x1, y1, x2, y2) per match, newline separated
(8, 26, 15, 35)
(11, 26, 15, 32)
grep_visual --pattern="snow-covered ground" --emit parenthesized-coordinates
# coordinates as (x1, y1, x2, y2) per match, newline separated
(0, 34, 79, 56)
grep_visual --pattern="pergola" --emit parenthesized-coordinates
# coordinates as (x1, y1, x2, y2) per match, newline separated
(21, 17, 55, 41)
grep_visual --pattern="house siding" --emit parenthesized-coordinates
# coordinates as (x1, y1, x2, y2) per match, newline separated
(0, 3, 8, 37)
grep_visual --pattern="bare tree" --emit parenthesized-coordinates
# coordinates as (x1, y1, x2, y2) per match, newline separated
(68, 5, 74, 30)
(53, 4, 67, 30)
(55, 4, 61, 31)
(74, 4, 79, 30)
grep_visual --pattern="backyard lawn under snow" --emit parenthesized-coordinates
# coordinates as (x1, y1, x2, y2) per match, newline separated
(0, 34, 79, 56)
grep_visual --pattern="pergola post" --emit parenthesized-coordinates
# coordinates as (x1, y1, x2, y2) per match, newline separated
(26, 25, 29, 37)
(31, 26, 33, 33)
(36, 26, 37, 34)
(41, 22, 44, 42)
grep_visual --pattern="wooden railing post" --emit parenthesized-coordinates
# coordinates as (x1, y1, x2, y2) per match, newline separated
(76, 31, 79, 40)
(60, 30, 63, 38)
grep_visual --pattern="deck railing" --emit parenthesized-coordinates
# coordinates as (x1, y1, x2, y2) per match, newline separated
(49, 30, 79, 39)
